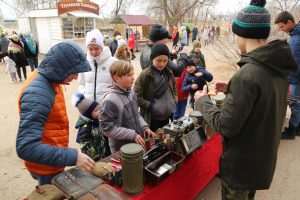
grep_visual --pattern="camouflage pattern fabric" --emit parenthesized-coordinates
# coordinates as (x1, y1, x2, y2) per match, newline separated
(222, 180, 256, 200)
(76, 117, 108, 162)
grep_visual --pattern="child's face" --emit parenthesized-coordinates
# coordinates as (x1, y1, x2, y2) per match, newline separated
(194, 47, 201, 53)
(91, 105, 100, 119)
(152, 55, 169, 71)
(87, 44, 103, 57)
(186, 65, 196, 74)
(114, 70, 135, 89)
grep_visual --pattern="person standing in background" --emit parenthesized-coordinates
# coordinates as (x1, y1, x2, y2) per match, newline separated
(172, 26, 179, 47)
(8, 34, 28, 82)
(186, 26, 190, 46)
(128, 31, 136, 60)
(109, 31, 121, 56)
(23, 33, 39, 71)
(192, 26, 198, 42)
(275, 11, 300, 139)
(0, 33, 10, 63)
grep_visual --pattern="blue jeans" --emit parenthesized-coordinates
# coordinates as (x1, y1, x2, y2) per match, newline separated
(174, 99, 188, 119)
(30, 171, 61, 186)
(27, 57, 38, 72)
(289, 83, 300, 127)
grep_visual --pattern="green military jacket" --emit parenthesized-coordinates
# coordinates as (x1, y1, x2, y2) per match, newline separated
(195, 40, 298, 190)
(134, 65, 178, 125)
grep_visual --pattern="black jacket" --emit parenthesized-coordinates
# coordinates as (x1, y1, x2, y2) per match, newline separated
(140, 44, 188, 77)
(24, 42, 39, 58)
(196, 40, 298, 190)
(109, 40, 118, 56)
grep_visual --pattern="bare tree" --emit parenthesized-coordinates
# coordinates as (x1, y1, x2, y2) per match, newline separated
(114, 0, 124, 16)
(13, 0, 58, 17)
(268, 0, 300, 12)
(147, 0, 217, 26)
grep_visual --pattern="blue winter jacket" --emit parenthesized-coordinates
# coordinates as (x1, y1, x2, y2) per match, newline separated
(182, 66, 213, 97)
(16, 42, 91, 168)
(289, 22, 300, 84)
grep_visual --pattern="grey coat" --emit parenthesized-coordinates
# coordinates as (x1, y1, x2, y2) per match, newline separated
(100, 83, 149, 153)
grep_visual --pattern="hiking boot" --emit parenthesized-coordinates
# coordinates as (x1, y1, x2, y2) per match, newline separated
(281, 124, 296, 140)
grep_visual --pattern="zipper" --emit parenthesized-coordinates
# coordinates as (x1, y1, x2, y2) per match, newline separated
(93, 60, 98, 101)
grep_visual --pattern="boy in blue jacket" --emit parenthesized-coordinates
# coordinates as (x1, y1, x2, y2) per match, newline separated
(182, 58, 213, 109)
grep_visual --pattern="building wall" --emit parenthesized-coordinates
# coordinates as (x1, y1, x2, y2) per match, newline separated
(35, 17, 63, 53)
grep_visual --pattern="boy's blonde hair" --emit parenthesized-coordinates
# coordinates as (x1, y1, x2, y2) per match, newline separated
(109, 60, 134, 78)
(193, 41, 201, 49)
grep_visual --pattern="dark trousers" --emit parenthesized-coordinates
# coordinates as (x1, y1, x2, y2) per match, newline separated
(30, 171, 61, 186)
(0, 52, 8, 61)
(150, 115, 173, 132)
(222, 179, 256, 200)
(16, 66, 27, 80)
(130, 49, 136, 59)
(172, 40, 178, 47)
(27, 57, 38, 72)
(174, 99, 188, 119)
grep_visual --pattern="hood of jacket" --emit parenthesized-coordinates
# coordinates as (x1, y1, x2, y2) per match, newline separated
(75, 115, 97, 129)
(103, 82, 131, 97)
(87, 46, 114, 66)
(38, 41, 91, 83)
(237, 40, 298, 77)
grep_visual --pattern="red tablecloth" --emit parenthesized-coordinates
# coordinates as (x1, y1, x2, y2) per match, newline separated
(121, 135, 222, 200)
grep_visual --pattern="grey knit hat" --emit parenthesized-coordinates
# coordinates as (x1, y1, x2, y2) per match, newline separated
(73, 93, 99, 119)
(232, 0, 271, 39)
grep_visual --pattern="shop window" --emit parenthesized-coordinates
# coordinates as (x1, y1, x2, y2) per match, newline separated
(74, 18, 85, 39)
(62, 18, 73, 39)
(85, 18, 94, 33)
(62, 17, 94, 39)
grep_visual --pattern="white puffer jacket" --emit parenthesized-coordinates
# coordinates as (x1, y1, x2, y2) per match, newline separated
(78, 46, 117, 105)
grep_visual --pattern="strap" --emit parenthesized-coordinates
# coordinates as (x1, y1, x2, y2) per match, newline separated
(94, 60, 98, 101)
(63, 171, 101, 200)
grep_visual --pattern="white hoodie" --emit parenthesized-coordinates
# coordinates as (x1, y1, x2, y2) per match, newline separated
(5, 58, 16, 73)
(78, 46, 117, 105)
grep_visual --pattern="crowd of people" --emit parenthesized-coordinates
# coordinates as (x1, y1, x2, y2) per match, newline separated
(0, 32, 39, 83)
(170, 24, 221, 50)
(13, 0, 300, 199)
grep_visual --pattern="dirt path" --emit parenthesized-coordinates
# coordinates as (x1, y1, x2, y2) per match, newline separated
(0, 43, 299, 200)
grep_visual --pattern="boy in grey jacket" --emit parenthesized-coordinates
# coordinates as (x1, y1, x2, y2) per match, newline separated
(100, 60, 156, 153)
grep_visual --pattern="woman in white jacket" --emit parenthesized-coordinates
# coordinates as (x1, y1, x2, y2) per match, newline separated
(78, 29, 117, 105)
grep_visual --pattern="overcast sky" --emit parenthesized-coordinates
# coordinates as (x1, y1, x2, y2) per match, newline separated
(0, 0, 247, 19)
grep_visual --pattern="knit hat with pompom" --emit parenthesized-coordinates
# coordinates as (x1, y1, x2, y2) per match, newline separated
(72, 93, 99, 119)
(232, 0, 271, 39)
